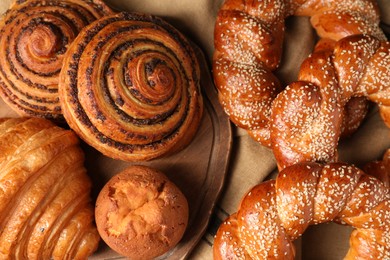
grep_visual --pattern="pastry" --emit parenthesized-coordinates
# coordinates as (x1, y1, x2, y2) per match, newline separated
(0, 0, 113, 120)
(271, 34, 390, 169)
(95, 165, 189, 260)
(0, 117, 99, 259)
(59, 12, 203, 161)
(213, 0, 389, 169)
(213, 150, 390, 259)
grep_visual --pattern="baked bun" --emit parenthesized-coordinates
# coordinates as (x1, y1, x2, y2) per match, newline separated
(213, 150, 390, 259)
(213, 0, 389, 169)
(59, 12, 203, 161)
(0, 117, 99, 259)
(95, 165, 189, 260)
(0, 0, 113, 120)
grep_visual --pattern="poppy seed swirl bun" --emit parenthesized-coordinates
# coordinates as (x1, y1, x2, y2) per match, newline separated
(59, 12, 203, 161)
(0, 0, 113, 120)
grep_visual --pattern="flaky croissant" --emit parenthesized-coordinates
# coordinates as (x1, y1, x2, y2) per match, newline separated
(214, 150, 390, 259)
(0, 117, 99, 259)
(0, 0, 113, 120)
(213, 0, 389, 169)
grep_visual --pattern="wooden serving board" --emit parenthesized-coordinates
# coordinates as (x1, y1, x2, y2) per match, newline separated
(0, 46, 233, 259)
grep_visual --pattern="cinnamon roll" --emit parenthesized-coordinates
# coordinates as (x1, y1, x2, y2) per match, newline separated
(0, 0, 113, 120)
(59, 12, 204, 161)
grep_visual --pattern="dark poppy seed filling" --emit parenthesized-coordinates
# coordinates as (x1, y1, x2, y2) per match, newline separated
(0, 0, 113, 120)
(59, 12, 203, 161)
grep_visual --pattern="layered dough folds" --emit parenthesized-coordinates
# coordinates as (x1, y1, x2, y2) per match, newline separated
(214, 150, 390, 259)
(59, 12, 203, 161)
(0, 117, 99, 259)
(213, 0, 390, 169)
(0, 0, 113, 120)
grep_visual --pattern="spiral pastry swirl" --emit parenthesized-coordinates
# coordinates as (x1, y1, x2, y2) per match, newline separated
(59, 12, 203, 161)
(0, 0, 113, 120)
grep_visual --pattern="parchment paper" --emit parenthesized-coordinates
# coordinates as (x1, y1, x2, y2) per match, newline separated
(0, 0, 389, 259)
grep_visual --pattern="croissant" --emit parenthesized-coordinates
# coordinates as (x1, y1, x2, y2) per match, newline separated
(213, 150, 390, 259)
(0, 117, 99, 259)
(213, 0, 389, 169)
(59, 12, 203, 161)
(0, 0, 113, 120)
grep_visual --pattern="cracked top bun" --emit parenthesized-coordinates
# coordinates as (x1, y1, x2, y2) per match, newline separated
(95, 165, 189, 260)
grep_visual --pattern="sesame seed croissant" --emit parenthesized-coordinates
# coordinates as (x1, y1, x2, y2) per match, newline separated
(213, 0, 389, 169)
(213, 150, 390, 259)
(0, 117, 99, 259)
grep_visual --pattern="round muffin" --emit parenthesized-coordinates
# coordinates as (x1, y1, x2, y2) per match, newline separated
(95, 165, 189, 259)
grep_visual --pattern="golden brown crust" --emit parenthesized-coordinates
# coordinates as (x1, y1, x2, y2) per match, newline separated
(0, 0, 113, 120)
(213, 151, 390, 259)
(213, 213, 252, 260)
(213, 0, 389, 169)
(237, 180, 295, 259)
(340, 97, 370, 138)
(95, 165, 189, 260)
(271, 35, 389, 169)
(59, 12, 203, 161)
(345, 229, 390, 259)
(0, 117, 99, 260)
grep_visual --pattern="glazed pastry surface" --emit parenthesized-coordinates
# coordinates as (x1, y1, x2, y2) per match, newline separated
(214, 150, 390, 259)
(213, 0, 389, 169)
(59, 12, 203, 161)
(0, 117, 99, 259)
(0, 0, 113, 120)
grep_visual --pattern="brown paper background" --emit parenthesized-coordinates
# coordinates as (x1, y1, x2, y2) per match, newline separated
(0, 0, 389, 259)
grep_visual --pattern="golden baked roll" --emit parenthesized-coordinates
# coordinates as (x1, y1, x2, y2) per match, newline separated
(270, 35, 390, 169)
(0, 0, 113, 120)
(0, 117, 99, 259)
(59, 12, 203, 161)
(213, 0, 389, 169)
(95, 165, 189, 260)
(214, 150, 390, 259)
